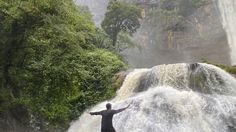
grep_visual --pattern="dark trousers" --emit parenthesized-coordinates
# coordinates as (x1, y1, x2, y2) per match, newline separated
(101, 127, 116, 132)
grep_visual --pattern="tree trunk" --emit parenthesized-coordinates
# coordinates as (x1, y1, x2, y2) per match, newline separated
(112, 35, 117, 47)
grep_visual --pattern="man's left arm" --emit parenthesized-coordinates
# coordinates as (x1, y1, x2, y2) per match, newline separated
(90, 110, 103, 115)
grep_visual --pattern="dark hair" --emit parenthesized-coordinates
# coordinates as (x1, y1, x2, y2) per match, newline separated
(106, 103, 112, 109)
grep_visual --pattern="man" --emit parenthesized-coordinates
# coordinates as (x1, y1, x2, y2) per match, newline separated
(90, 103, 130, 132)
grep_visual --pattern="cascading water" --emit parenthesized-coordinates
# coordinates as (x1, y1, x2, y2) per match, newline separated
(217, 0, 236, 65)
(68, 63, 236, 132)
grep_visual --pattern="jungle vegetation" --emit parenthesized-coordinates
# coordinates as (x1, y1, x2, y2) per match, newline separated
(0, 0, 128, 130)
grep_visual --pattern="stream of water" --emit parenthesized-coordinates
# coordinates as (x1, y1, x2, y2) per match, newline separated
(68, 63, 236, 132)
(217, 0, 236, 65)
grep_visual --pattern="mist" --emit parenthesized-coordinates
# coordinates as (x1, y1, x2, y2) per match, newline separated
(75, 0, 109, 26)
(75, 0, 231, 68)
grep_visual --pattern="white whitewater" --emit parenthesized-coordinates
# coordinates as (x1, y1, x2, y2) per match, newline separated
(217, 0, 236, 65)
(68, 63, 236, 132)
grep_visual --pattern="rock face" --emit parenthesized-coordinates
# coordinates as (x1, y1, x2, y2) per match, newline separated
(122, 0, 230, 67)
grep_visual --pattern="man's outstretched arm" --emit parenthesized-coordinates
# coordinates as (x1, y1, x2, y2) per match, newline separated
(90, 111, 103, 115)
(114, 104, 130, 114)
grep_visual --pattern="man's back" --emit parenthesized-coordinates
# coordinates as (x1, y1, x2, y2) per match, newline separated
(100, 110, 116, 132)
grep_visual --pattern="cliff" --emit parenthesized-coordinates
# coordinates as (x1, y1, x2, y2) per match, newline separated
(122, 0, 230, 67)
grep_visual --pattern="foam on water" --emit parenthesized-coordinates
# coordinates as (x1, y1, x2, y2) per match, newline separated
(68, 63, 236, 132)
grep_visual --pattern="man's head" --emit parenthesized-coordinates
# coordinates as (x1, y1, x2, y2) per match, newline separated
(106, 103, 112, 110)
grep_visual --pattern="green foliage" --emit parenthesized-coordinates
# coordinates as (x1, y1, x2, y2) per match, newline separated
(93, 28, 114, 50)
(191, 0, 207, 7)
(159, 0, 208, 18)
(116, 31, 138, 52)
(102, 0, 141, 46)
(217, 65, 236, 75)
(0, 0, 126, 130)
(0, 89, 13, 113)
(69, 49, 126, 118)
(202, 60, 236, 74)
(178, 0, 207, 17)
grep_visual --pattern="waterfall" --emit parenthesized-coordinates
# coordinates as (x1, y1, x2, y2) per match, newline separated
(68, 63, 236, 132)
(217, 0, 236, 66)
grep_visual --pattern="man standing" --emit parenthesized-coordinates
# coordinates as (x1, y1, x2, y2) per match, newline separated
(90, 103, 130, 132)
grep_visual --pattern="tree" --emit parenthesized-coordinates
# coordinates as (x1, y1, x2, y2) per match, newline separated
(101, 0, 142, 46)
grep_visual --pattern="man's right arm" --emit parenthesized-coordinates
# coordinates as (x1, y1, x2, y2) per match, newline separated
(114, 104, 130, 114)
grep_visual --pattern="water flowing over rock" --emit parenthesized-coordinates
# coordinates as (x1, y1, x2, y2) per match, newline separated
(68, 63, 236, 132)
(217, 0, 236, 66)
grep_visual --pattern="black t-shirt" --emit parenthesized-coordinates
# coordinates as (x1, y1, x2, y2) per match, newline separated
(100, 110, 116, 129)
(91, 108, 127, 132)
